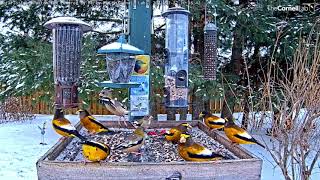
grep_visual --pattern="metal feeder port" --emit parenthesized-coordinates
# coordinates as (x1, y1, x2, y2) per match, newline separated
(44, 17, 92, 108)
(162, 7, 190, 107)
(98, 35, 144, 83)
(204, 22, 218, 80)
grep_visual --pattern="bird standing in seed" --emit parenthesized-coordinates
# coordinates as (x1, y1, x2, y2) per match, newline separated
(114, 127, 146, 154)
(178, 133, 223, 161)
(82, 140, 110, 162)
(164, 123, 192, 144)
(133, 115, 153, 129)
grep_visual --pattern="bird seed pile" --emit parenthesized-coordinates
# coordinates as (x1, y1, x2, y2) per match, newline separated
(55, 127, 238, 162)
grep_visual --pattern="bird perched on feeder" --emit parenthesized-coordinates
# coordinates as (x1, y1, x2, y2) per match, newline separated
(99, 89, 129, 120)
(114, 127, 145, 154)
(52, 108, 86, 141)
(82, 140, 110, 162)
(164, 123, 192, 144)
(199, 111, 226, 130)
(224, 119, 265, 148)
(77, 109, 115, 135)
(178, 133, 223, 161)
(133, 115, 153, 129)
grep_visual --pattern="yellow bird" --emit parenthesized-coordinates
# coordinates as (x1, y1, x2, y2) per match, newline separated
(82, 140, 110, 162)
(133, 115, 153, 129)
(77, 109, 114, 135)
(224, 119, 265, 148)
(178, 133, 223, 161)
(114, 127, 145, 154)
(52, 108, 86, 141)
(199, 111, 226, 130)
(164, 123, 192, 144)
(99, 89, 129, 118)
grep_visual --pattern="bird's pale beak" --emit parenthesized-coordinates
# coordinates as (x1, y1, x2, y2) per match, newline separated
(179, 136, 186, 143)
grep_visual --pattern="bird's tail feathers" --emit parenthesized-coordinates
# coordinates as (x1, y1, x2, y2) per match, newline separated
(255, 140, 266, 148)
(113, 144, 126, 150)
(97, 129, 118, 135)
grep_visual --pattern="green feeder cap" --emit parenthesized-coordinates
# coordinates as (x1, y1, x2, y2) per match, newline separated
(98, 35, 144, 55)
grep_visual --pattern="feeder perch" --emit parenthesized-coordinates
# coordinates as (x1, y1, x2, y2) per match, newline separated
(44, 17, 92, 108)
(204, 22, 218, 80)
(162, 7, 190, 108)
(98, 35, 144, 83)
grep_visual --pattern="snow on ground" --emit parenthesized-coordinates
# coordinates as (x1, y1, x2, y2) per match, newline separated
(0, 114, 121, 180)
(0, 114, 317, 179)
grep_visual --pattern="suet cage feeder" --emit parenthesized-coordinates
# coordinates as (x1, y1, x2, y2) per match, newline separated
(204, 22, 218, 80)
(44, 17, 92, 108)
(162, 7, 190, 108)
(98, 35, 144, 83)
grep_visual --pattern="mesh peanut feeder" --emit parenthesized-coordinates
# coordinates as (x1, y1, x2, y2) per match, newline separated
(98, 35, 144, 83)
(44, 17, 92, 108)
(204, 22, 218, 80)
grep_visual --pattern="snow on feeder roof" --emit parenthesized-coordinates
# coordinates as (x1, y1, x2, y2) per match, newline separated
(97, 35, 144, 55)
(44, 17, 92, 108)
(44, 17, 92, 32)
(162, 7, 190, 17)
(98, 35, 144, 83)
(204, 22, 218, 31)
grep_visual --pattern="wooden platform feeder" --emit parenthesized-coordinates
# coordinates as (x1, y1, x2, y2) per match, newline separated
(37, 121, 262, 180)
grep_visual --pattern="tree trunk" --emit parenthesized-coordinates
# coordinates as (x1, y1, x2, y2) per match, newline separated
(221, 22, 243, 120)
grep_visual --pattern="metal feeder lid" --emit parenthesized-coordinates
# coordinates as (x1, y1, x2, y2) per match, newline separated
(97, 35, 144, 55)
(44, 17, 92, 32)
(204, 22, 218, 31)
(162, 7, 190, 17)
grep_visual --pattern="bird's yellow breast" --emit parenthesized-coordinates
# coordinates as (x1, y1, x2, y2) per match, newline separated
(82, 144, 109, 162)
(165, 128, 181, 143)
(80, 116, 105, 133)
(52, 119, 75, 137)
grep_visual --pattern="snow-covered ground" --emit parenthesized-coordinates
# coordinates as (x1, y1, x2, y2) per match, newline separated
(0, 114, 317, 180)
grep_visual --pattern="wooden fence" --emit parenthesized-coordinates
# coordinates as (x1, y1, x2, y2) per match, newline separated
(3, 92, 242, 116)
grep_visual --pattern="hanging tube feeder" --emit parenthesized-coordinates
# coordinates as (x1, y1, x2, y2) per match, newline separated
(44, 17, 92, 108)
(162, 7, 190, 108)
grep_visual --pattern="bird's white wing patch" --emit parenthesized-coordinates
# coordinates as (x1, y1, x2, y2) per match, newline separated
(238, 131, 252, 139)
(199, 148, 213, 156)
(60, 124, 76, 131)
(215, 118, 226, 123)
